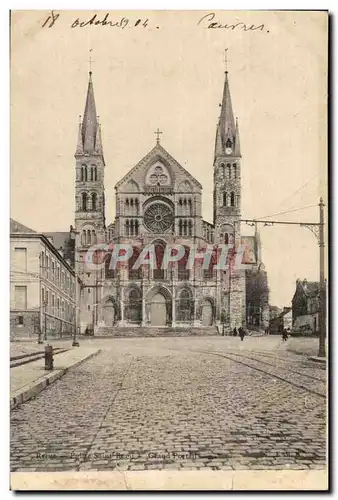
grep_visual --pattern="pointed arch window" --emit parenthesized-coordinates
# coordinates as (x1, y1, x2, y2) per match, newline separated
(129, 248, 142, 280)
(178, 247, 190, 281)
(81, 230, 86, 246)
(87, 229, 91, 245)
(233, 163, 237, 179)
(90, 165, 97, 181)
(126, 220, 130, 237)
(130, 219, 135, 237)
(220, 163, 225, 178)
(222, 192, 227, 206)
(179, 219, 183, 237)
(224, 233, 229, 244)
(82, 192, 87, 211)
(226, 163, 231, 179)
(188, 198, 192, 215)
(230, 192, 235, 207)
(81, 165, 87, 182)
(188, 220, 193, 237)
(92, 193, 97, 211)
(92, 230, 96, 244)
(154, 243, 165, 280)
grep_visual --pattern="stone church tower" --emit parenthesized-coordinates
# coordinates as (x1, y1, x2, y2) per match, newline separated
(213, 70, 241, 244)
(74, 72, 106, 331)
(213, 70, 245, 329)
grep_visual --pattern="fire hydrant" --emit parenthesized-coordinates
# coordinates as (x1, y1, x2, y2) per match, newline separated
(44, 345, 53, 370)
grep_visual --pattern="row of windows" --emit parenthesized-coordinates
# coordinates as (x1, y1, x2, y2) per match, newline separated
(220, 162, 238, 179)
(41, 287, 74, 321)
(125, 219, 139, 236)
(125, 198, 139, 215)
(81, 192, 98, 211)
(178, 198, 193, 216)
(81, 229, 97, 247)
(41, 251, 75, 295)
(203, 226, 214, 242)
(178, 219, 193, 237)
(80, 165, 97, 182)
(222, 192, 238, 207)
(107, 266, 217, 281)
(105, 245, 217, 281)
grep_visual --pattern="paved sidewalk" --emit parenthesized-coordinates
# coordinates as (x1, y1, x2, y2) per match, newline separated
(10, 347, 101, 409)
(10, 339, 76, 359)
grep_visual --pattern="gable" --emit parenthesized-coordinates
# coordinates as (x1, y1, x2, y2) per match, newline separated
(115, 143, 202, 193)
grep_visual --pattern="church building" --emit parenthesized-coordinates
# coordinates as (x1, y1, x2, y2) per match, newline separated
(74, 67, 269, 335)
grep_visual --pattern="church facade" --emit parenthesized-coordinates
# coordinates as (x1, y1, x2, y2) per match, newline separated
(74, 68, 269, 334)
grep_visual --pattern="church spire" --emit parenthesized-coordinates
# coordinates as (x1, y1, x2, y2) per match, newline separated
(81, 71, 98, 154)
(234, 116, 241, 156)
(215, 70, 239, 157)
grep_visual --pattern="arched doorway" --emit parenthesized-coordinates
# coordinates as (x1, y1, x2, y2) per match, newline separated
(201, 298, 213, 326)
(102, 299, 116, 326)
(126, 288, 142, 323)
(177, 289, 193, 322)
(150, 292, 167, 326)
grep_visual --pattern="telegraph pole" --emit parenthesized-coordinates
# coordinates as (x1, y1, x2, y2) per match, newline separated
(241, 197, 326, 358)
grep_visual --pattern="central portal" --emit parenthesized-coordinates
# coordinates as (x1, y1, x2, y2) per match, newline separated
(150, 292, 167, 326)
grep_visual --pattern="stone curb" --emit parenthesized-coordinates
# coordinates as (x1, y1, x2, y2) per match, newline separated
(10, 349, 101, 410)
(308, 356, 327, 364)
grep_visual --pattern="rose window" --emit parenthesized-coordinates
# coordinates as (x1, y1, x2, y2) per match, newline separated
(149, 165, 169, 185)
(144, 203, 174, 232)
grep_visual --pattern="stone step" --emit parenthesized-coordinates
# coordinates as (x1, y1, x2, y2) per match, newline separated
(95, 326, 219, 338)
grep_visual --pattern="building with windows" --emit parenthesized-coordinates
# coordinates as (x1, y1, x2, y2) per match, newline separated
(73, 67, 269, 334)
(292, 279, 320, 334)
(10, 219, 80, 339)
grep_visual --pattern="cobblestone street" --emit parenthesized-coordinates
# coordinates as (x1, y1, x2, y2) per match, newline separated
(10, 336, 327, 472)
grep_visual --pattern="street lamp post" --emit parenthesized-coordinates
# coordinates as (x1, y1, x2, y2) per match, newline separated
(70, 226, 80, 347)
(43, 299, 47, 341)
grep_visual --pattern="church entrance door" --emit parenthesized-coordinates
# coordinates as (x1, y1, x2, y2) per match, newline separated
(150, 292, 167, 326)
(201, 299, 213, 326)
(103, 301, 115, 326)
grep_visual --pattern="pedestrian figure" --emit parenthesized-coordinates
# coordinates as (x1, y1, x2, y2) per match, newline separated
(238, 327, 245, 341)
(233, 327, 238, 337)
(282, 328, 288, 341)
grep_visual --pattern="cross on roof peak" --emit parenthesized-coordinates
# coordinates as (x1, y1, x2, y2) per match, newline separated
(154, 128, 163, 144)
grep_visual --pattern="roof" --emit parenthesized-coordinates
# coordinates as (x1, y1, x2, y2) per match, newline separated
(115, 142, 202, 191)
(305, 282, 320, 297)
(293, 280, 320, 300)
(10, 218, 36, 234)
(43, 232, 70, 251)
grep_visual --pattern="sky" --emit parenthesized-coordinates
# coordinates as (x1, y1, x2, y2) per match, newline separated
(11, 10, 328, 307)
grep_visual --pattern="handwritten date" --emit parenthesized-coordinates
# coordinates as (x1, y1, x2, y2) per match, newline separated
(42, 11, 149, 30)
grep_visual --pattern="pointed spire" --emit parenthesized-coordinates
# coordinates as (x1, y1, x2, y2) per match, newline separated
(214, 120, 223, 159)
(219, 71, 236, 152)
(75, 118, 84, 155)
(94, 121, 103, 155)
(81, 72, 98, 153)
(234, 116, 241, 156)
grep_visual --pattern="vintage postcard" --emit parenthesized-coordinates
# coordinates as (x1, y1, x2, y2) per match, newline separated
(10, 10, 328, 491)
